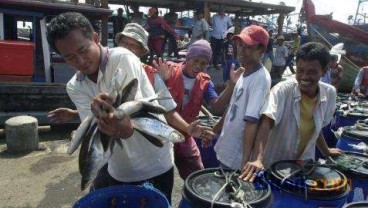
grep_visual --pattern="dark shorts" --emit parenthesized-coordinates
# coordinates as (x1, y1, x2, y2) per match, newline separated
(92, 164, 174, 204)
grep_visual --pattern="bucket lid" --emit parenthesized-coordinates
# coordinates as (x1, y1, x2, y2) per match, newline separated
(183, 168, 272, 208)
(329, 151, 368, 180)
(355, 105, 368, 112)
(342, 201, 368, 208)
(336, 93, 351, 101)
(346, 111, 368, 118)
(266, 160, 349, 200)
(356, 120, 368, 130)
(197, 116, 220, 128)
(343, 126, 368, 140)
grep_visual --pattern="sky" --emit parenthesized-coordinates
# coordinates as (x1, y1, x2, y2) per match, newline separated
(257, 0, 365, 24)
(109, 0, 367, 25)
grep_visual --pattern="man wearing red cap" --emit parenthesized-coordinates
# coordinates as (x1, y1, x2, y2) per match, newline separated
(214, 25, 271, 178)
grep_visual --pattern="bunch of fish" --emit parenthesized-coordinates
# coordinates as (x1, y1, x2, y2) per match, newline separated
(67, 68, 185, 190)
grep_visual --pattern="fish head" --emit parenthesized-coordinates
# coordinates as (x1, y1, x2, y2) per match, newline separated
(110, 68, 127, 98)
(169, 131, 185, 143)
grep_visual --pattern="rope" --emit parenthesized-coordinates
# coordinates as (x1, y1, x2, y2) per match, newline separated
(210, 168, 253, 208)
(309, 26, 360, 70)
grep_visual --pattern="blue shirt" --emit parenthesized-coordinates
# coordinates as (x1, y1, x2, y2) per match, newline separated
(321, 69, 331, 84)
(204, 81, 219, 103)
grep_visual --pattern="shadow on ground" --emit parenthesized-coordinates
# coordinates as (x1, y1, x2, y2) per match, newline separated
(37, 172, 84, 208)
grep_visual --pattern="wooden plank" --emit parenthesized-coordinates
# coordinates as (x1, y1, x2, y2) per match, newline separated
(0, 75, 32, 83)
(0, 83, 75, 112)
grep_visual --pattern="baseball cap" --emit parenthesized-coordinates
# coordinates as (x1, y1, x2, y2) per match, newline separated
(115, 23, 149, 54)
(232, 25, 269, 47)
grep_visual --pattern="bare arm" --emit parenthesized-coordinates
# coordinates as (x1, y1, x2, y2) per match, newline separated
(209, 66, 245, 114)
(239, 115, 274, 182)
(47, 108, 78, 123)
(164, 110, 214, 142)
(212, 110, 226, 134)
(316, 132, 343, 156)
(241, 122, 259, 167)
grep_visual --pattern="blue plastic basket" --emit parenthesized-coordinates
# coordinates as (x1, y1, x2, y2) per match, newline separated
(73, 184, 171, 208)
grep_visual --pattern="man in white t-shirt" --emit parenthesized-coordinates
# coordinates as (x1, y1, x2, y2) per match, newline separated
(270, 35, 288, 86)
(47, 12, 174, 201)
(189, 10, 209, 46)
(214, 25, 271, 180)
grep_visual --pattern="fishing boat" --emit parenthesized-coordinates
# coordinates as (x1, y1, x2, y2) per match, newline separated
(0, 0, 295, 126)
(302, 0, 368, 92)
(0, 0, 112, 126)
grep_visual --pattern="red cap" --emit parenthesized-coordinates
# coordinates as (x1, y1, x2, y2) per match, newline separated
(233, 25, 269, 47)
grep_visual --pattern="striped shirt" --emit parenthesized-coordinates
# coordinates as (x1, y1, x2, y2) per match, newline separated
(261, 79, 336, 168)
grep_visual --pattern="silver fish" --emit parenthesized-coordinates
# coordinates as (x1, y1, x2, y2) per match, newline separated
(79, 127, 108, 190)
(76, 78, 171, 190)
(67, 78, 139, 155)
(114, 100, 168, 120)
(131, 117, 185, 144)
(67, 116, 94, 155)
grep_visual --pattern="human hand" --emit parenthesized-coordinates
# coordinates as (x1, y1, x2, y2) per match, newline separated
(201, 139, 213, 148)
(229, 64, 245, 85)
(239, 160, 264, 182)
(91, 93, 133, 138)
(187, 120, 215, 141)
(97, 112, 134, 139)
(358, 93, 366, 98)
(327, 148, 343, 157)
(47, 108, 78, 123)
(91, 93, 115, 119)
(153, 58, 172, 81)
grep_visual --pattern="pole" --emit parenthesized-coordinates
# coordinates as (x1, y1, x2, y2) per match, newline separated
(354, 0, 368, 25)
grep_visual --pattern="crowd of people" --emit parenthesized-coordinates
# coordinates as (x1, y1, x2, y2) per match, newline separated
(44, 5, 368, 204)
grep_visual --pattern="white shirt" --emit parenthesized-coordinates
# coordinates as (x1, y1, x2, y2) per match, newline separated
(261, 79, 336, 168)
(211, 14, 232, 39)
(66, 47, 174, 182)
(191, 18, 209, 44)
(353, 67, 368, 96)
(214, 65, 271, 170)
(273, 45, 288, 66)
(182, 73, 196, 108)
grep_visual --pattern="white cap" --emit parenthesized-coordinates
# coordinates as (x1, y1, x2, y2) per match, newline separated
(330, 43, 346, 63)
(226, 26, 235, 35)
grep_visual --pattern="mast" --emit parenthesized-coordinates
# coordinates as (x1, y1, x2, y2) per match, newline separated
(354, 0, 368, 25)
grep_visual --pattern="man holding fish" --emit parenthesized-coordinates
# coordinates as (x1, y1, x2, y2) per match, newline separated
(46, 12, 211, 203)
